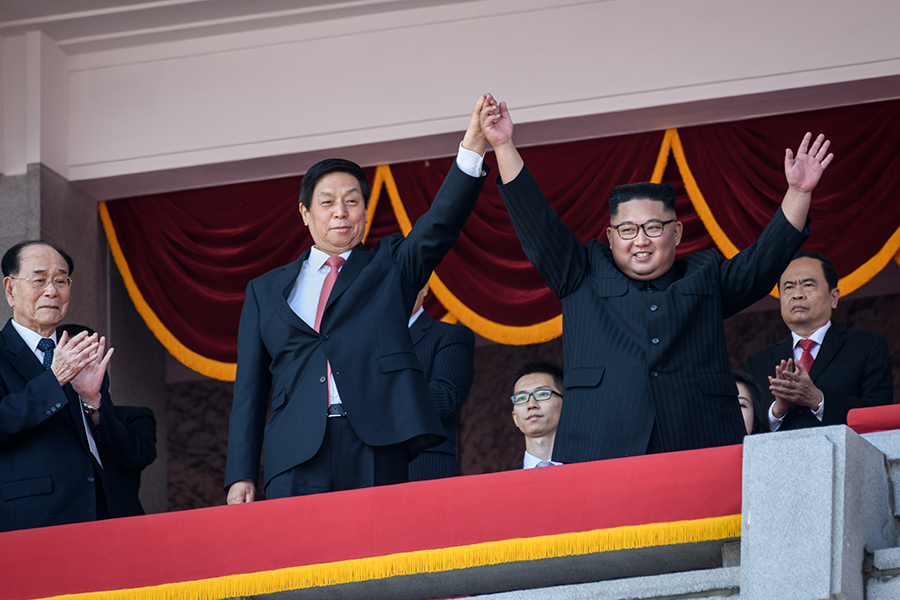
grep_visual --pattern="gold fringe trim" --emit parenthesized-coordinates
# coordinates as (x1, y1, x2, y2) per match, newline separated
(99, 203, 237, 381)
(670, 128, 900, 297)
(668, 129, 741, 260)
(38, 514, 740, 600)
(651, 130, 673, 184)
(836, 224, 900, 295)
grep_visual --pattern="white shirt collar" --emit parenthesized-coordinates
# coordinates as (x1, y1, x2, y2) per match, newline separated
(408, 306, 425, 328)
(10, 319, 57, 349)
(308, 246, 352, 272)
(522, 451, 562, 469)
(790, 320, 831, 349)
(10, 319, 58, 363)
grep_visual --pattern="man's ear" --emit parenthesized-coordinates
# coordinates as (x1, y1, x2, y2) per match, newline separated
(4, 278, 15, 308)
(673, 220, 683, 246)
(299, 203, 310, 226)
(831, 286, 840, 309)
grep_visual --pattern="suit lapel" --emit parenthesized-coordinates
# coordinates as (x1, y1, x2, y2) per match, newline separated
(273, 252, 317, 334)
(409, 312, 433, 346)
(2, 321, 83, 440)
(324, 245, 374, 313)
(771, 336, 793, 369)
(809, 325, 845, 381)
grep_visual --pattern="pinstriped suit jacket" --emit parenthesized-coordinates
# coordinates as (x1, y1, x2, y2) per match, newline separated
(498, 166, 809, 463)
(408, 312, 475, 480)
(746, 324, 892, 430)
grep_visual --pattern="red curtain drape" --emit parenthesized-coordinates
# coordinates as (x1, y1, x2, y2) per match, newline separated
(101, 100, 900, 380)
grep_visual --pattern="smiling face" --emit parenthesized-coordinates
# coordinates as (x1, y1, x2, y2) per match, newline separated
(511, 372, 563, 439)
(299, 172, 368, 256)
(607, 199, 682, 281)
(779, 256, 840, 338)
(4, 244, 71, 337)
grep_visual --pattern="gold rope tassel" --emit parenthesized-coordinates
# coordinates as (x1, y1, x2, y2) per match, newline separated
(42, 514, 739, 600)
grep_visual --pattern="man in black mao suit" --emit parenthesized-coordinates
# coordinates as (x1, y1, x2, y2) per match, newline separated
(477, 95, 834, 462)
(408, 284, 475, 480)
(746, 252, 892, 431)
(1, 241, 116, 532)
(225, 98, 488, 502)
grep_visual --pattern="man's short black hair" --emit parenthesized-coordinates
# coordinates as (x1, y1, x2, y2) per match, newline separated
(299, 158, 370, 209)
(792, 251, 839, 291)
(732, 370, 765, 435)
(609, 182, 676, 219)
(2, 240, 74, 277)
(510, 361, 564, 393)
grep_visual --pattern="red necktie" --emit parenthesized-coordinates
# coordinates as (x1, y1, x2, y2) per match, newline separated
(315, 255, 345, 405)
(797, 338, 817, 372)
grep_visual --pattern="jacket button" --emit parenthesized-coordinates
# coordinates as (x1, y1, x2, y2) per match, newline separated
(87, 476, 95, 483)
(650, 305, 658, 311)
(320, 334, 328, 341)
(55, 403, 62, 408)
(651, 372, 658, 378)
(319, 376, 327, 383)
(651, 338, 660, 344)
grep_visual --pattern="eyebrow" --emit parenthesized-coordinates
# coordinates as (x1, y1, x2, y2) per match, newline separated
(613, 219, 667, 225)
(782, 277, 817, 286)
(513, 386, 557, 394)
(27, 267, 68, 275)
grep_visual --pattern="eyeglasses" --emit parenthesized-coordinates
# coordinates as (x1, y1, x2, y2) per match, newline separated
(8, 275, 73, 290)
(511, 388, 562, 405)
(610, 219, 676, 240)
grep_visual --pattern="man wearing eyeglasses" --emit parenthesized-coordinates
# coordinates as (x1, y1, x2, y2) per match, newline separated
(0, 241, 116, 531)
(509, 361, 564, 469)
(476, 95, 834, 463)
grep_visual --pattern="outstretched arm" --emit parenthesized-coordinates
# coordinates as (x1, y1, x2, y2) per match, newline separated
(481, 94, 524, 183)
(781, 132, 834, 231)
(481, 95, 589, 298)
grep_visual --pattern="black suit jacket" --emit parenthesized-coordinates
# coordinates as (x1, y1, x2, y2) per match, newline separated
(498, 166, 809, 463)
(225, 162, 486, 490)
(96, 405, 157, 517)
(746, 324, 893, 430)
(408, 312, 475, 481)
(0, 320, 116, 531)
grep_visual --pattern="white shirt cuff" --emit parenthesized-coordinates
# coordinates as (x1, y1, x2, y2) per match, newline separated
(456, 142, 485, 177)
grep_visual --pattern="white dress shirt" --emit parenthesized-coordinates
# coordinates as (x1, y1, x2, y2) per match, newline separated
(768, 321, 830, 431)
(522, 450, 562, 469)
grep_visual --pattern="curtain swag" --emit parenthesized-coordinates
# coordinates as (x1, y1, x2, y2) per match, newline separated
(100, 100, 900, 380)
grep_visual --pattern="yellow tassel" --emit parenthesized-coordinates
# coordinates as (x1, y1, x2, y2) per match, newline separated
(39, 515, 739, 600)
(98, 203, 237, 381)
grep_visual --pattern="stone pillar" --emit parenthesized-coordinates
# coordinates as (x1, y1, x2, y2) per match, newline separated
(741, 425, 900, 600)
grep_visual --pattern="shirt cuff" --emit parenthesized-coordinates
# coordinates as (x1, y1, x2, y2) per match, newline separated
(456, 142, 485, 178)
(813, 394, 825, 421)
(768, 403, 785, 432)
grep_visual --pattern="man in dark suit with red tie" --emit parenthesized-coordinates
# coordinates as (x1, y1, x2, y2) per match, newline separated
(476, 94, 834, 463)
(746, 252, 892, 431)
(225, 98, 489, 503)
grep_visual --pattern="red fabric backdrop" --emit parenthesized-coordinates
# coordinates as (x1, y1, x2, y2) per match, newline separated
(102, 100, 900, 377)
